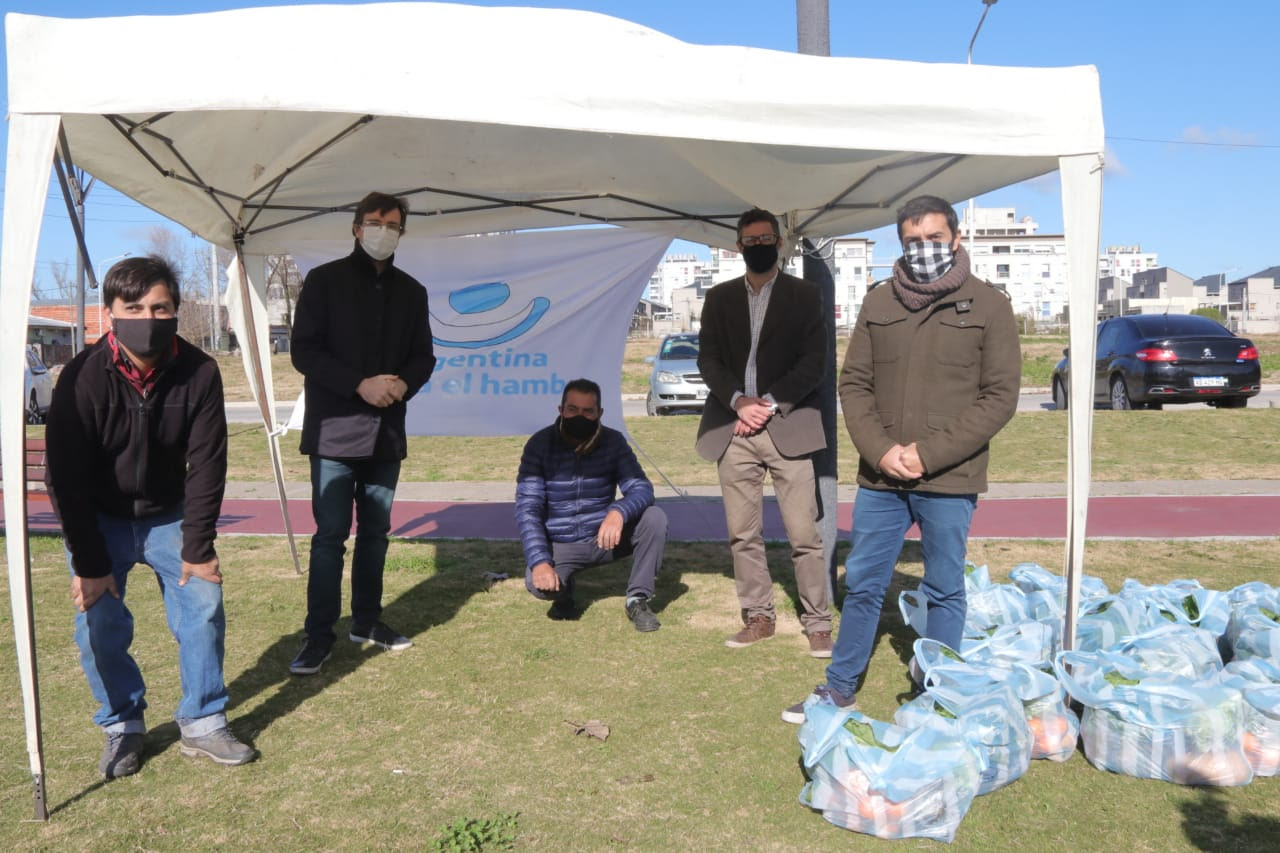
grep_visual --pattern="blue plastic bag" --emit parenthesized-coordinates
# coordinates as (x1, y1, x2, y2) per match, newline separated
(893, 668, 1032, 795)
(1054, 650, 1252, 786)
(798, 700, 987, 843)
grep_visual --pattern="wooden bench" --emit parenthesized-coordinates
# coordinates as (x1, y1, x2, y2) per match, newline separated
(0, 437, 48, 495)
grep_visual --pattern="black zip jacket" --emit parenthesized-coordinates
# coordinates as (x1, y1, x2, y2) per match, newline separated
(291, 243, 436, 459)
(44, 336, 228, 579)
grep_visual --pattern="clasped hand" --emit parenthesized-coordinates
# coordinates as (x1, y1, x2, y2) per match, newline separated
(357, 374, 408, 408)
(878, 442, 925, 481)
(733, 396, 775, 436)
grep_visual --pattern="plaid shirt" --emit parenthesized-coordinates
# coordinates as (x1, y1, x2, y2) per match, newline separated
(741, 271, 778, 400)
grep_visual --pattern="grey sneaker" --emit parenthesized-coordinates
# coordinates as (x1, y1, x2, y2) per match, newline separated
(625, 596, 661, 632)
(99, 731, 145, 780)
(289, 639, 332, 675)
(349, 621, 412, 650)
(179, 727, 257, 766)
(781, 684, 859, 724)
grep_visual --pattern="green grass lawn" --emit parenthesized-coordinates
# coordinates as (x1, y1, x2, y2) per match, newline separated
(2, 535, 1278, 850)
(222, 407, 1280, 486)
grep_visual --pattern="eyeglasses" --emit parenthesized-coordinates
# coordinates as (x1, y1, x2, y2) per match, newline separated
(361, 221, 402, 233)
(740, 234, 779, 247)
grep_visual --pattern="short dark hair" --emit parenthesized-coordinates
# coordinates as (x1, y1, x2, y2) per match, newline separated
(352, 191, 410, 232)
(896, 195, 958, 242)
(736, 208, 780, 243)
(103, 255, 180, 310)
(560, 378, 602, 409)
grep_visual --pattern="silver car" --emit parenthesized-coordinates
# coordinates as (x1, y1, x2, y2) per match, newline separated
(645, 333, 706, 416)
(24, 347, 54, 424)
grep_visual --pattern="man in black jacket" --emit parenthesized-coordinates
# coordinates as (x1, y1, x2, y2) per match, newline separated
(45, 256, 255, 779)
(289, 191, 437, 675)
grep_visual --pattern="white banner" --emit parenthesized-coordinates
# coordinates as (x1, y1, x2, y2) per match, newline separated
(289, 228, 670, 436)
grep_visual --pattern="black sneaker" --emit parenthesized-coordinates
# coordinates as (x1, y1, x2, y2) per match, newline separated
(99, 731, 145, 780)
(289, 639, 332, 675)
(625, 596, 660, 632)
(179, 727, 257, 766)
(349, 620, 412, 650)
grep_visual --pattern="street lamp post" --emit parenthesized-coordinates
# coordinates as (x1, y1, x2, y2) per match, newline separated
(965, 1, 999, 262)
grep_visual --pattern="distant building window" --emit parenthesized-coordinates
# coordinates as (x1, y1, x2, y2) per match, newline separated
(996, 264, 1010, 279)
(992, 245, 1011, 254)
(1041, 263, 1052, 279)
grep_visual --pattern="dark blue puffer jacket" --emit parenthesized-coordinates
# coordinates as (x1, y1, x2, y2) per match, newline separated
(515, 421, 654, 570)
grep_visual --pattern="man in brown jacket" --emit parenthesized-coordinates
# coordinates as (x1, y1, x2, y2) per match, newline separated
(784, 194, 1021, 720)
(696, 208, 832, 656)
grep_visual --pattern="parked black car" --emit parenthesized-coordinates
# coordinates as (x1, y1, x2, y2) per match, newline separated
(1052, 314, 1261, 410)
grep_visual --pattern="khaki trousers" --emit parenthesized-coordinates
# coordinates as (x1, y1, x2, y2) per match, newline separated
(716, 430, 831, 631)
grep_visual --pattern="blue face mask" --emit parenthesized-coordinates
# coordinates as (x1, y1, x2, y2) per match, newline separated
(903, 241, 955, 284)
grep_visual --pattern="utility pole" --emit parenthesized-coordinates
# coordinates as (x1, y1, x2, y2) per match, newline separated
(796, 0, 840, 595)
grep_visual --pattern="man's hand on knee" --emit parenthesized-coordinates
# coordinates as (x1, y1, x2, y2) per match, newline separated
(531, 562, 560, 592)
(71, 574, 119, 612)
(595, 509, 624, 550)
(180, 557, 223, 586)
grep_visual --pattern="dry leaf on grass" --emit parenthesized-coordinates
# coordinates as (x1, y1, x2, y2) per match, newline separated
(564, 719, 610, 741)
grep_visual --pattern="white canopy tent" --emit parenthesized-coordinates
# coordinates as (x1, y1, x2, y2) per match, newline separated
(2, 2, 1102, 817)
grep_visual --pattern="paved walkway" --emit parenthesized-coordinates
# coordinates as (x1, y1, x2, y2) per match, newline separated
(9, 480, 1278, 541)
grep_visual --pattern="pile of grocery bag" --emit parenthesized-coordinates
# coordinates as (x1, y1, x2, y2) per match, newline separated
(797, 562, 1280, 842)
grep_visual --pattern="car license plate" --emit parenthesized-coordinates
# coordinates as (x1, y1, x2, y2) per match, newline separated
(696, 388, 708, 399)
(1193, 376, 1228, 388)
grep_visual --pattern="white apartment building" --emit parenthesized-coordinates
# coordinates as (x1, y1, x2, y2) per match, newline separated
(959, 207, 1161, 324)
(1099, 244, 1160, 280)
(959, 207, 1068, 322)
(644, 252, 704, 306)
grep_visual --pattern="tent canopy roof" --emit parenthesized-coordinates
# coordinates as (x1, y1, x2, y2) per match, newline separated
(6, 2, 1103, 253)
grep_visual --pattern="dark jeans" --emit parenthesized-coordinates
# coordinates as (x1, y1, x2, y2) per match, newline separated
(524, 505, 667, 603)
(304, 456, 401, 644)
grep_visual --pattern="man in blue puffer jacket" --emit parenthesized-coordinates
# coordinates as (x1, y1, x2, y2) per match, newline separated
(515, 378, 666, 632)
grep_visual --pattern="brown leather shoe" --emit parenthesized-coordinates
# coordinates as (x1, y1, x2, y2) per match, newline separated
(725, 614, 775, 648)
(806, 630, 833, 658)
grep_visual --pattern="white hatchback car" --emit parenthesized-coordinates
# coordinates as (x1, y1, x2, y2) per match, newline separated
(23, 347, 54, 423)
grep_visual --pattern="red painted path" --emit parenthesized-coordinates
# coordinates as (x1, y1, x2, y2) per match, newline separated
(9, 493, 1278, 540)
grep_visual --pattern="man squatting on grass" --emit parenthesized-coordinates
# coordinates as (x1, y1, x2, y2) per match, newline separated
(784, 195, 1021, 723)
(516, 378, 667, 632)
(45, 256, 256, 779)
(288, 191, 437, 676)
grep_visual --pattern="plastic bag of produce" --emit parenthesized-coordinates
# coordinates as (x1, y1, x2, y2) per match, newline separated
(894, 671, 1032, 794)
(1054, 650, 1252, 786)
(1216, 660, 1280, 776)
(1226, 592, 1280, 663)
(1118, 579, 1230, 637)
(1074, 596, 1155, 653)
(1105, 623, 1223, 680)
(1009, 561, 1109, 602)
(798, 700, 987, 843)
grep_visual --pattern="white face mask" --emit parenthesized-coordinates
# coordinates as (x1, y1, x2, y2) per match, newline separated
(360, 225, 400, 261)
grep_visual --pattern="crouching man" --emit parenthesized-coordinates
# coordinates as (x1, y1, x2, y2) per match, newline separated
(515, 378, 666, 631)
(45, 256, 255, 779)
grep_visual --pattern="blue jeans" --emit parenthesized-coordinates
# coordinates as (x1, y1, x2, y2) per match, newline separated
(825, 488, 977, 696)
(67, 507, 228, 737)
(305, 456, 401, 643)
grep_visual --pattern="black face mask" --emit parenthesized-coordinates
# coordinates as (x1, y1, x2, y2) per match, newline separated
(561, 415, 599, 441)
(112, 317, 178, 360)
(742, 243, 779, 274)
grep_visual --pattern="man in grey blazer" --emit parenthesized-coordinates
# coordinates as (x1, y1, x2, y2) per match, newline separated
(695, 208, 832, 656)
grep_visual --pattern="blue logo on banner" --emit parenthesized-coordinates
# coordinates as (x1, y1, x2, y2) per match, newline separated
(431, 281, 550, 349)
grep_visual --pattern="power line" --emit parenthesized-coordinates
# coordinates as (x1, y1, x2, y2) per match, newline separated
(1106, 135, 1279, 149)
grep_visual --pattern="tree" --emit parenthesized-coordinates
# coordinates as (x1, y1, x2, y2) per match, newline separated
(1191, 306, 1226, 325)
(142, 226, 233, 350)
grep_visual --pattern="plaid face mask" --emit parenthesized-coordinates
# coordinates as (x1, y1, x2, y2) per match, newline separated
(903, 241, 955, 284)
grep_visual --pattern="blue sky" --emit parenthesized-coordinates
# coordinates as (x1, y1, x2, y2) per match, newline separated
(3, 0, 1277, 288)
